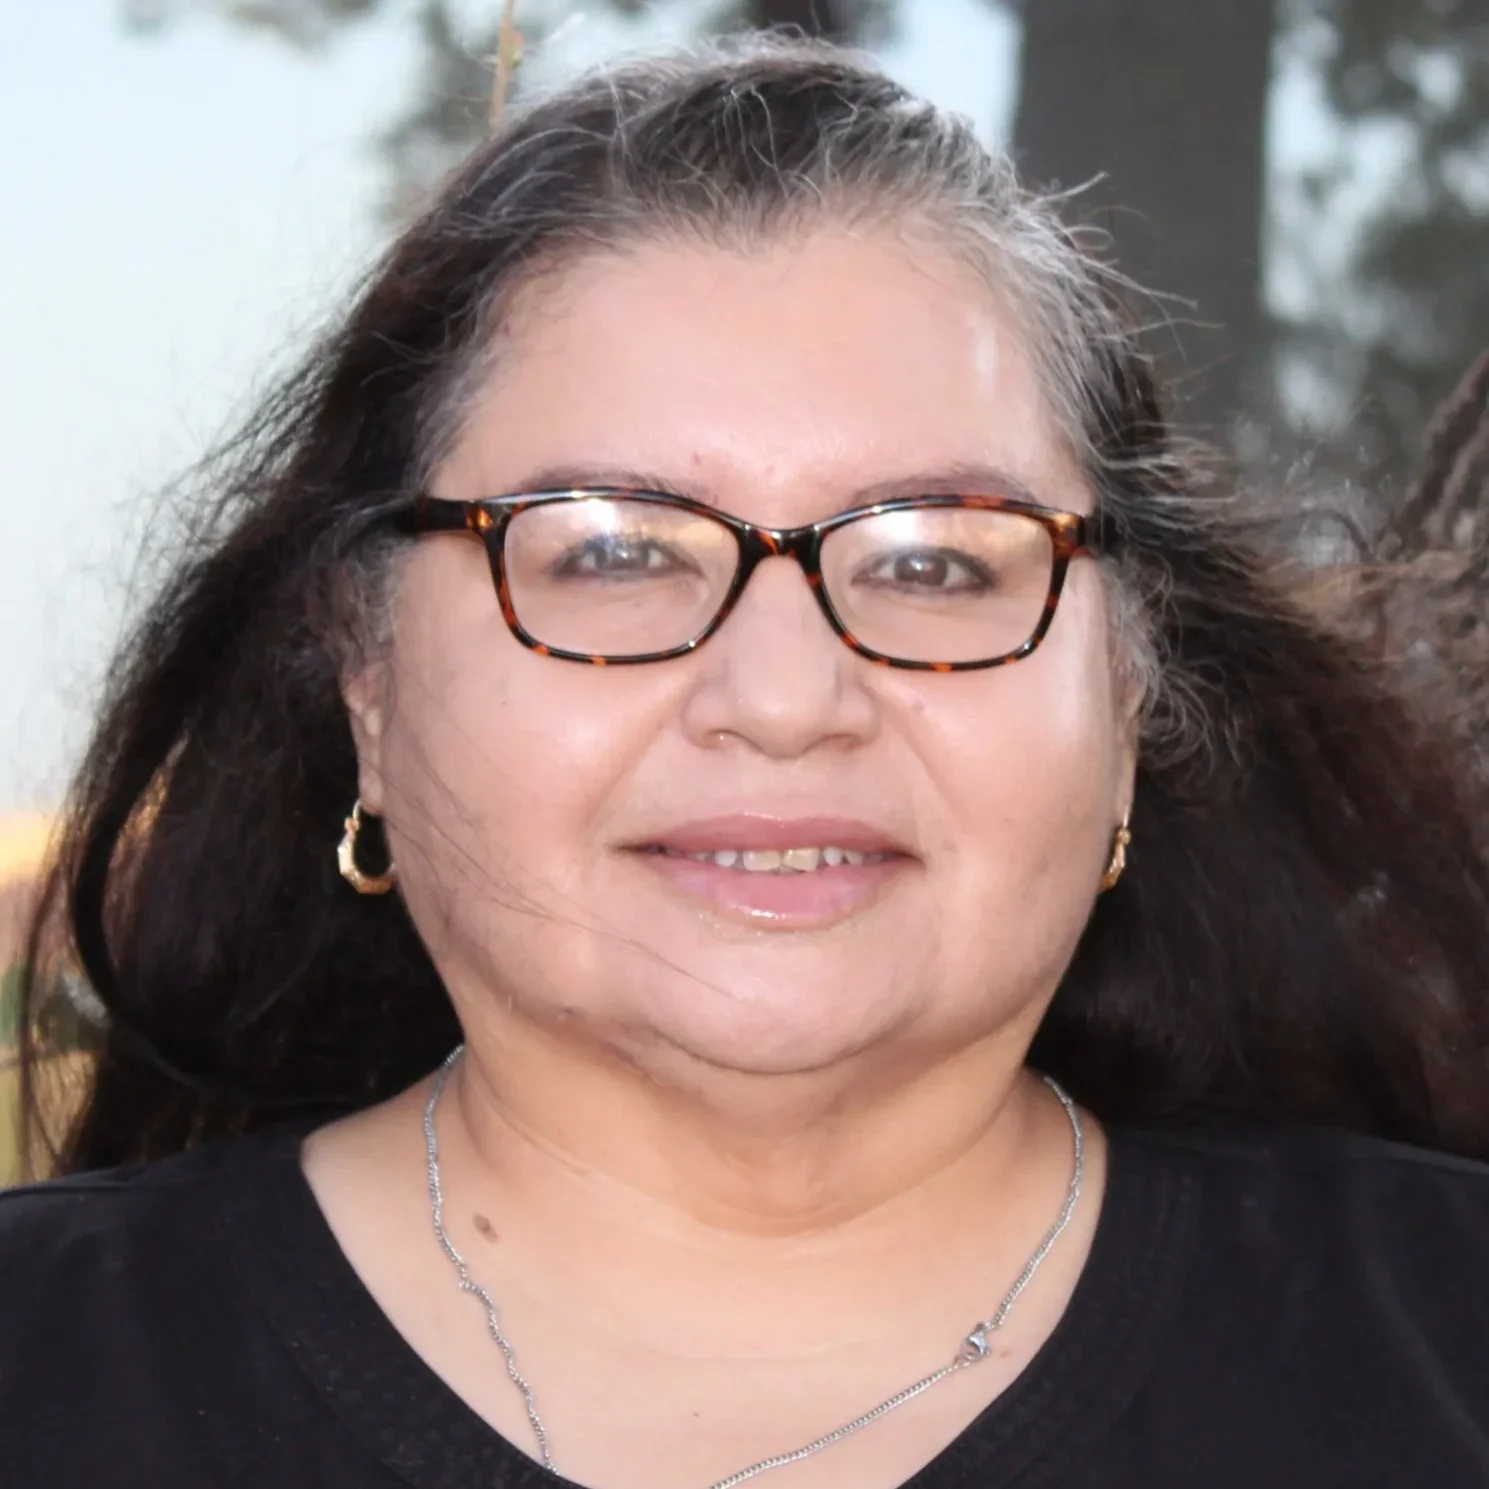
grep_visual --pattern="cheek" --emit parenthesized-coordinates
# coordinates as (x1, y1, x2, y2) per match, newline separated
(376, 548, 669, 898)
(905, 596, 1121, 906)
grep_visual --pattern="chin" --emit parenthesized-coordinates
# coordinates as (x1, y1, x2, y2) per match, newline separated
(608, 980, 908, 1081)
(496, 923, 940, 1078)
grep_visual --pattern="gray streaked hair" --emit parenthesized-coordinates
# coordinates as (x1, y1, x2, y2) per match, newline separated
(347, 35, 1213, 771)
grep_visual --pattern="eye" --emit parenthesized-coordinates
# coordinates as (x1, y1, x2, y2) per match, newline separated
(552, 534, 698, 579)
(855, 546, 997, 595)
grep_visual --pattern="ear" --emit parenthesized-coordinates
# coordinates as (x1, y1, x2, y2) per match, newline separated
(342, 660, 392, 815)
(1114, 732, 1140, 825)
(1111, 657, 1145, 823)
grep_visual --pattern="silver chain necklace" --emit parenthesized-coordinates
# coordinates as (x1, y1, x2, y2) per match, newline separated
(423, 1045, 1084, 1488)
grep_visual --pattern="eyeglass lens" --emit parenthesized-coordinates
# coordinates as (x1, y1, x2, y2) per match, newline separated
(501, 497, 1057, 664)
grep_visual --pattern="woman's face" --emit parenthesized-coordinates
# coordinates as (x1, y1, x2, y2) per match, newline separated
(352, 228, 1137, 1084)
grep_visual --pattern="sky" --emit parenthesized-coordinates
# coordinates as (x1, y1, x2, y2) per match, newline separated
(0, 0, 1360, 813)
(2, 0, 409, 807)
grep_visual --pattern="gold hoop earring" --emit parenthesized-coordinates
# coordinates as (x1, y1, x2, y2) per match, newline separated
(338, 800, 398, 895)
(1099, 815, 1132, 893)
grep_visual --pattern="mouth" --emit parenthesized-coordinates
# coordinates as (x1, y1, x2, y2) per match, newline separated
(638, 844, 894, 874)
(624, 816, 912, 926)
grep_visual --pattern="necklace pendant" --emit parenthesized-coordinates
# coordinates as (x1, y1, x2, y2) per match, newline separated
(958, 1326, 992, 1363)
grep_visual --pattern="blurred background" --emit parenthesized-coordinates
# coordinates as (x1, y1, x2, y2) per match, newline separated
(3, 1, 1489, 1161)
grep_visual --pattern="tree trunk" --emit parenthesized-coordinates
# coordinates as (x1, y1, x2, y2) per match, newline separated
(1013, 0, 1275, 441)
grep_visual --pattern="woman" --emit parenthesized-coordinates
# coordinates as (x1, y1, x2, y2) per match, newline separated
(5, 36, 1489, 1489)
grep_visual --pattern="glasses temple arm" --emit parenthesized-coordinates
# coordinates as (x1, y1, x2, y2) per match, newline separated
(388, 494, 480, 535)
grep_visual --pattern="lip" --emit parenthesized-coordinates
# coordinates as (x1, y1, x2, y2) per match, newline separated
(634, 815, 910, 858)
(624, 815, 913, 927)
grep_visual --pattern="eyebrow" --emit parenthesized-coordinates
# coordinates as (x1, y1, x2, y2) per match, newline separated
(495, 460, 1052, 511)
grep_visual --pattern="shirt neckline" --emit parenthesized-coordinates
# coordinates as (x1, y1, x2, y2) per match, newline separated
(218, 1118, 1200, 1489)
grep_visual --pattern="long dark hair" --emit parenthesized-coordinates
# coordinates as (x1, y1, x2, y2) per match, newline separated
(20, 36, 1489, 1175)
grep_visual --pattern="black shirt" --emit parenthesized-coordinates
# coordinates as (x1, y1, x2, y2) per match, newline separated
(2, 1117, 1488, 1488)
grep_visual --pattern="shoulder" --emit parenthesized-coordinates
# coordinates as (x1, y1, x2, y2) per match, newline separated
(0, 1122, 300, 1221)
(1128, 1115, 1489, 1200)
(1123, 1118, 1489, 1308)
(0, 1126, 373, 1484)
(1101, 1122, 1489, 1469)
(0, 1125, 305, 1320)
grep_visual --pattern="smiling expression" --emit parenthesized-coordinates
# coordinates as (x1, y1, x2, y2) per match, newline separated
(349, 227, 1137, 1080)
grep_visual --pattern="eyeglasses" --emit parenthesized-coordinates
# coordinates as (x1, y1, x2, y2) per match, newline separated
(392, 488, 1098, 671)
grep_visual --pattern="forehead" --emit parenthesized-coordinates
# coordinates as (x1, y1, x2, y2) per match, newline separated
(440, 229, 1084, 513)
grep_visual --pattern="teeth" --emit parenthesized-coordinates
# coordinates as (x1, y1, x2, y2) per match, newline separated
(669, 846, 885, 873)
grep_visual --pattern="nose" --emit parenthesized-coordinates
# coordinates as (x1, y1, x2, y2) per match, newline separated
(679, 555, 878, 759)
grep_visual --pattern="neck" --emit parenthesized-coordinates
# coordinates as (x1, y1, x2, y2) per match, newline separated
(451, 1005, 1062, 1233)
(410, 1007, 1097, 1368)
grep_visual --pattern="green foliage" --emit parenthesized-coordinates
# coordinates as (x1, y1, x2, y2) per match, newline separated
(120, 1, 891, 216)
(120, 0, 1489, 490)
(1269, 0, 1489, 486)
(346, 1, 890, 220)
(0, 963, 98, 1060)
(123, 0, 385, 49)
(0, 963, 20, 1049)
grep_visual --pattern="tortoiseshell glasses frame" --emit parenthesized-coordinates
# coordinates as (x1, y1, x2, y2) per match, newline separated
(390, 487, 1099, 672)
